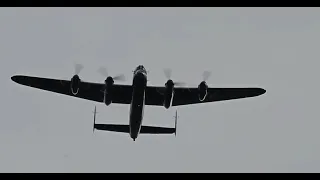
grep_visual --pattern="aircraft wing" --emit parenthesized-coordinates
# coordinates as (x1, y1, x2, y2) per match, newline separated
(11, 75, 133, 104)
(11, 75, 265, 106)
(144, 86, 265, 106)
(170, 87, 266, 106)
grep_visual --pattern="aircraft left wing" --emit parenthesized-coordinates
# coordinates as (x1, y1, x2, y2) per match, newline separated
(11, 75, 133, 104)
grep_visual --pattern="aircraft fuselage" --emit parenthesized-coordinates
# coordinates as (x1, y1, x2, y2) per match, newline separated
(129, 65, 147, 141)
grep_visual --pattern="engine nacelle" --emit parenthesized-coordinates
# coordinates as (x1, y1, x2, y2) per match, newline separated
(103, 76, 114, 106)
(198, 81, 208, 101)
(70, 75, 81, 95)
(163, 79, 174, 109)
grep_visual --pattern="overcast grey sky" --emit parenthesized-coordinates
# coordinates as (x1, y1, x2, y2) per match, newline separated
(1, 7, 320, 172)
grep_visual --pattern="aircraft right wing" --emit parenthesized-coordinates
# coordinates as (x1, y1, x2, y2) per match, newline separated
(143, 86, 266, 107)
(171, 87, 266, 106)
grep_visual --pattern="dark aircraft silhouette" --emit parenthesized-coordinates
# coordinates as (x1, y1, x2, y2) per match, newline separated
(11, 65, 266, 141)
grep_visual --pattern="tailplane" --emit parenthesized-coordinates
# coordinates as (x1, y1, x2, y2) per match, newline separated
(92, 108, 178, 136)
(93, 124, 175, 134)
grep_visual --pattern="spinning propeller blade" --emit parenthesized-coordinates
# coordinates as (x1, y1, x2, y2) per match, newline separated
(163, 68, 186, 86)
(163, 68, 172, 79)
(174, 82, 186, 86)
(97, 67, 126, 82)
(113, 74, 126, 81)
(202, 71, 211, 81)
(74, 63, 84, 75)
(97, 67, 108, 77)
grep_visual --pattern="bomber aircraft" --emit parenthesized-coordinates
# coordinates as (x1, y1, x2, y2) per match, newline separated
(11, 64, 266, 141)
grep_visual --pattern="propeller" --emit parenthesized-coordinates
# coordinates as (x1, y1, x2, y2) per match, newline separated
(74, 63, 84, 75)
(97, 67, 126, 81)
(163, 68, 185, 86)
(202, 71, 211, 82)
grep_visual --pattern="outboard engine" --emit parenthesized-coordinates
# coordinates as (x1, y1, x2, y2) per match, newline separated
(70, 75, 81, 95)
(103, 76, 114, 106)
(163, 79, 174, 109)
(198, 81, 208, 101)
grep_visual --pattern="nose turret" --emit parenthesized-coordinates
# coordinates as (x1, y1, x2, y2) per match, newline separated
(136, 65, 145, 71)
(134, 65, 147, 75)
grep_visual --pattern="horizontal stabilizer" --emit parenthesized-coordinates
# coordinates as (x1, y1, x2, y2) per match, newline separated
(94, 124, 175, 134)
(141, 125, 175, 134)
(94, 124, 129, 133)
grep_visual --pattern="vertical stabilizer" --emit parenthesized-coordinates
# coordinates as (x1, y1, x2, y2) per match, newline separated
(93, 106, 97, 133)
(174, 110, 178, 136)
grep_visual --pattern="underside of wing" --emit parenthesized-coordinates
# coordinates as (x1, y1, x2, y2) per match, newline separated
(11, 75, 266, 107)
(143, 85, 266, 107)
(172, 87, 266, 106)
(145, 86, 166, 106)
(11, 75, 133, 104)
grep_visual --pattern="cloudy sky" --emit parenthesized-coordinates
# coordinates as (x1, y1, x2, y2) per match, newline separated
(1, 7, 320, 172)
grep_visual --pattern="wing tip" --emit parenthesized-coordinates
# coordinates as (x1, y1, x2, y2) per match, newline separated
(257, 88, 267, 96)
(247, 87, 266, 98)
(11, 75, 29, 85)
(11, 75, 21, 83)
